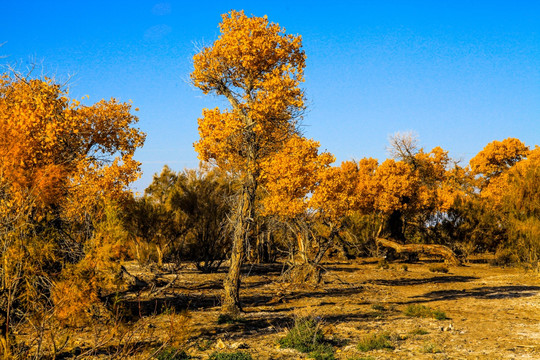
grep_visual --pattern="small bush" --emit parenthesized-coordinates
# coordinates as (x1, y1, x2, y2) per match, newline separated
(422, 342, 442, 354)
(409, 328, 429, 335)
(279, 316, 334, 359)
(404, 304, 447, 320)
(428, 264, 449, 273)
(432, 309, 448, 320)
(490, 248, 519, 267)
(156, 347, 190, 360)
(357, 332, 395, 352)
(208, 352, 252, 360)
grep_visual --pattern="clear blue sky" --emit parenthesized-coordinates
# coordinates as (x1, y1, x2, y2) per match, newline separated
(2, 1, 539, 192)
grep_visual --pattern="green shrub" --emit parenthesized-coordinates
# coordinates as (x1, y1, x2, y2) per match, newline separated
(404, 304, 447, 320)
(279, 317, 334, 359)
(432, 309, 448, 320)
(428, 264, 449, 273)
(357, 332, 395, 352)
(156, 347, 190, 360)
(208, 352, 253, 360)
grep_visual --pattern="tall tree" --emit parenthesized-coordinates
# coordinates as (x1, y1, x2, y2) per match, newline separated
(0, 72, 144, 355)
(191, 10, 305, 314)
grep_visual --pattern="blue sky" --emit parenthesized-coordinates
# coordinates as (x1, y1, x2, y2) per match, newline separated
(2, 1, 539, 192)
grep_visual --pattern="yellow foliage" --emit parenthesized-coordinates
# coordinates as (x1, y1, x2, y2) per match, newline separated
(261, 135, 334, 217)
(192, 10, 305, 174)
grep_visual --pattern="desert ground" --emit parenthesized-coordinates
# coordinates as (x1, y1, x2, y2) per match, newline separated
(73, 258, 540, 360)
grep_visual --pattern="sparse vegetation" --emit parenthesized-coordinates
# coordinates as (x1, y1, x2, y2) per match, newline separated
(404, 304, 448, 320)
(410, 328, 429, 336)
(356, 332, 395, 352)
(156, 347, 191, 360)
(208, 352, 253, 360)
(422, 342, 442, 353)
(279, 316, 334, 359)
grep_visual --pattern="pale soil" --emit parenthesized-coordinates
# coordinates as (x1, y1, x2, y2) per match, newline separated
(23, 259, 539, 359)
(124, 259, 540, 360)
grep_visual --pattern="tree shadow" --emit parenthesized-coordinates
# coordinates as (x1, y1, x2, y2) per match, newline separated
(369, 275, 478, 286)
(412, 285, 540, 302)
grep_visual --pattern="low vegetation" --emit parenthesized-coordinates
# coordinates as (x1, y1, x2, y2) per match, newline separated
(356, 332, 395, 352)
(404, 304, 448, 320)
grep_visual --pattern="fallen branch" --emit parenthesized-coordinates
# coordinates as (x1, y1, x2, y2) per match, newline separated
(376, 237, 462, 266)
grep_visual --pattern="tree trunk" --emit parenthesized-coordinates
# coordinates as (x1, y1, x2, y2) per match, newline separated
(375, 237, 462, 265)
(222, 177, 256, 315)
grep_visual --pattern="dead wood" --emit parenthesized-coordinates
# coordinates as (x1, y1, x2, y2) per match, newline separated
(376, 237, 462, 266)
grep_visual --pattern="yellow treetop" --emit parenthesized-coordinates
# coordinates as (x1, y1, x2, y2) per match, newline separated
(191, 10, 306, 173)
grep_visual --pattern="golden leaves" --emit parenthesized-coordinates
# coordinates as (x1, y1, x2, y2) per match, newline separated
(191, 10, 305, 173)
(0, 74, 145, 222)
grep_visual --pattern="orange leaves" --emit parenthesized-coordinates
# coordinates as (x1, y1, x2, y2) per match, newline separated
(191, 10, 305, 174)
(0, 73, 145, 222)
(469, 137, 530, 180)
(261, 135, 334, 217)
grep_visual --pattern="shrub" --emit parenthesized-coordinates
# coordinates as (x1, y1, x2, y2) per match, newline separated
(428, 264, 449, 273)
(156, 347, 190, 360)
(208, 352, 253, 360)
(409, 328, 429, 335)
(279, 316, 334, 359)
(422, 342, 442, 353)
(404, 304, 447, 320)
(371, 304, 386, 312)
(356, 332, 395, 352)
(490, 248, 519, 267)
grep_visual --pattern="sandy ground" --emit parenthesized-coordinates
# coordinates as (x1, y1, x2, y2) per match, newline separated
(122, 259, 540, 360)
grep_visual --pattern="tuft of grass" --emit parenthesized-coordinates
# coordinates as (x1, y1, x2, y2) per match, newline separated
(404, 304, 447, 320)
(156, 347, 191, 360)
(409, 328, 429, 336)
(428, 264, 449, 273)
(422, 342, 442, 354)
(432, 309, 448, 320)
(278, 316, 334, 359)
(357, 332, 395, 352)
(371, 304, 386, 312)
(208, 352, 253, 360)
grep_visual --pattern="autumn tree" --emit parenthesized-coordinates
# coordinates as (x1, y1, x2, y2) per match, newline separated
(191, 10, 305, 314)
(260, 135, 334, 282)
(0, 72, 144, 356)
